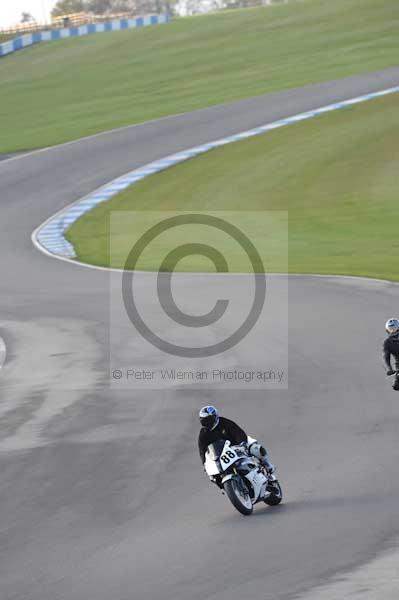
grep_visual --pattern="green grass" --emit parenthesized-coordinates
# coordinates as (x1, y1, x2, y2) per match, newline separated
(1, 0, 398, 153)
(66, 93, 399, 279)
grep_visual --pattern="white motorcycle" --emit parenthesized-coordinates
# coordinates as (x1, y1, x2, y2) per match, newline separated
(204, 439, 283, 515)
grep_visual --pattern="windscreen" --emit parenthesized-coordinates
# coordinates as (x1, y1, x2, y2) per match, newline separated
(206, 439, 226, 460)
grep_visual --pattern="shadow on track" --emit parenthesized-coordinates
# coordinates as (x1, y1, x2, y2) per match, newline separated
(213, 493, 398, 526)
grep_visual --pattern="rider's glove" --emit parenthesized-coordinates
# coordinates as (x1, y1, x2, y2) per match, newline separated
(387, 368, 396, 376)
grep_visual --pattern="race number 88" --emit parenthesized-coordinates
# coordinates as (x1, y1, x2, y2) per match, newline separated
(221, 450, 236, 464)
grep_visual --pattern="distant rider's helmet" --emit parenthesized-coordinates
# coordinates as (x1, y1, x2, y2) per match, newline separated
(385, 318, 399, 335)
(199, 406, 219, 430)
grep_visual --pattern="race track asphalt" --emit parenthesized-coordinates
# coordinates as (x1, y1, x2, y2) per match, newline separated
(1, 67, 399, 600)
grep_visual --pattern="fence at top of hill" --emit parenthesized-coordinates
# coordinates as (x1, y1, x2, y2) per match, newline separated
(0, 13, 170, 58)
(0, 11, 159, 42)
(0, 11, 150, 40)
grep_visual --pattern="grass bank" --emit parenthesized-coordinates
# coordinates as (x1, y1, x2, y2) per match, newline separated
(1, 0, 398, 152)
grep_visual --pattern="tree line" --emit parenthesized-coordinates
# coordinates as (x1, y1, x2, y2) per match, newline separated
(51, 0, 275, 18)
(51, 0, 175, 17)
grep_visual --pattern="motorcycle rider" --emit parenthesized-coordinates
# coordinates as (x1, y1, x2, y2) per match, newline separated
(383, 318, 399, 391)
(198, 405, 276, 474)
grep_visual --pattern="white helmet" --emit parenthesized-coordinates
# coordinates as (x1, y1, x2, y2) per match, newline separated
(199, 405, 219, 430)
(385, 318, 399, 335)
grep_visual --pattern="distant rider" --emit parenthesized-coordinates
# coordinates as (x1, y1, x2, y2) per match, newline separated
(383, 318, 399, 391)
(198, 405, 276, 474)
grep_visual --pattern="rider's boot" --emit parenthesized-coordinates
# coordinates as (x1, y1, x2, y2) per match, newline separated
(262, 457, 276, 476)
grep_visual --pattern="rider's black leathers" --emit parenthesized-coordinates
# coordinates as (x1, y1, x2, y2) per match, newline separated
(383, 332, 399, 390)
(198, 417, 247, 464)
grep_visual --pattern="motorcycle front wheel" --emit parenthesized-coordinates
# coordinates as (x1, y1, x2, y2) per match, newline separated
(224, 476, 253, 516)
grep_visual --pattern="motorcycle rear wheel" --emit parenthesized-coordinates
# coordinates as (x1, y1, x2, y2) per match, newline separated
(224, 477, 253, 516)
